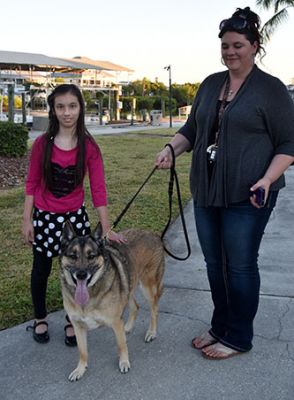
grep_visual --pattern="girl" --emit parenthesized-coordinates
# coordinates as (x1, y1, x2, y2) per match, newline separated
(22, 84, 124, 345)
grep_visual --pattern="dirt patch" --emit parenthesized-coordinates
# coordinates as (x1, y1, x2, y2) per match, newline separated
(0, 151, 31, 189)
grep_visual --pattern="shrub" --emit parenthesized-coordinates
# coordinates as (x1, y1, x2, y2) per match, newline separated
(0, 122, 29, 157)
(2, 95, 22, 109)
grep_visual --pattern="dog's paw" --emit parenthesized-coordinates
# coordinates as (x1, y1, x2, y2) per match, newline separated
(119, 359, 130, 374)
(68, 365, 88, 381)
(145, 330, 157, 343)
(124, 321, 134, 334)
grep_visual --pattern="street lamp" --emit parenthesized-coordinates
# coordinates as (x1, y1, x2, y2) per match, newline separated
(164, 65, 172, 128)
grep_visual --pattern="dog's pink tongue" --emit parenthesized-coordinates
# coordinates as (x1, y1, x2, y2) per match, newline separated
(75, 279, 89, 306)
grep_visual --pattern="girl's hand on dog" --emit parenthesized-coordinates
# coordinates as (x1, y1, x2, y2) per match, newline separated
(22, 220, 34, 245)
(107, 230, 127, 244)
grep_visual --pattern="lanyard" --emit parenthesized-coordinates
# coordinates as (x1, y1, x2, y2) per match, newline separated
(214, 76, 231, 146)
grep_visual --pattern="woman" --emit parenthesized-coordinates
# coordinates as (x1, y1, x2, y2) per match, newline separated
(22, 84, 125, 345)
(155, 7, 294, 359)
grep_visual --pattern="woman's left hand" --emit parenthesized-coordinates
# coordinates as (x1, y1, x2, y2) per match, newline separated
(249, 177, 271, 208)
(107, 230, 128, 244)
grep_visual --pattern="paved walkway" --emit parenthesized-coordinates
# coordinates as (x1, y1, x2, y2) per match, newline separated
(28, 121, 183, 140)
(1, 144, 293, 399)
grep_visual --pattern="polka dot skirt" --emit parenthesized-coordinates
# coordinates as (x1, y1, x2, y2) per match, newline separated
(32, 205, 91, 258)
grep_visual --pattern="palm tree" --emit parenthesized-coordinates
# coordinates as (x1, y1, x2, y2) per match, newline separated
(256, 0, 294, 42)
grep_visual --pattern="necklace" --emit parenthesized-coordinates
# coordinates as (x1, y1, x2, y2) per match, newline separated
(228, 89, 234, 96)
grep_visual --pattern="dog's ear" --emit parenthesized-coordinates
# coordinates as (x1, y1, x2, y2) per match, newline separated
(92, 222, 103, 242)
(61, 220, 76, 246)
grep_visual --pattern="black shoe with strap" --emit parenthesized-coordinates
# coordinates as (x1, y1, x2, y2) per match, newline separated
(26, 321, 50, 344)
(64, 315, 77, 347)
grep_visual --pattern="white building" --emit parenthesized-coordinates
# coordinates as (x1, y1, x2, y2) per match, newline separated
(0, 51, 134, 121)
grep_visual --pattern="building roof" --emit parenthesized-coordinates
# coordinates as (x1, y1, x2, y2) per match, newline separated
(69, 56, 134, 72)
(0, 50, 106, 72)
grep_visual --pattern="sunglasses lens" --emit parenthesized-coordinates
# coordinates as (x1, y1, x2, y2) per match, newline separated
(219, 19, 228, 30)
(219, 16, 248, 31)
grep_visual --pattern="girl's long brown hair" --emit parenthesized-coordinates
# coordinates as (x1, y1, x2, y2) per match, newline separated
(42, 84, 97, 190)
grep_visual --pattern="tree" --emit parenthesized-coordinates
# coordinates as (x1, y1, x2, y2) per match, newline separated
(172, 83, 200, 107)
(122, 78, 167, 97)
(121, 79, 200, 116)
(82, 90, 95, 110)
(256, 0, 294, 42)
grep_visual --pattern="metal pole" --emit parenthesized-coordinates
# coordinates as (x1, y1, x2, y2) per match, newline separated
(0, 88, 3, 120)
(164, 65, 172, 128)
(99, 99, 103, 125)
(8, 84, 14, 122)
(131, 97, 136, 126)
(131, 99, 134, 126)
(168, 66, 172, 128)
(21, 93, 26, 125)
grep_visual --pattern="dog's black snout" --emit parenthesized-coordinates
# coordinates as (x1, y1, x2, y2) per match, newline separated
(76, 270, 88, 280)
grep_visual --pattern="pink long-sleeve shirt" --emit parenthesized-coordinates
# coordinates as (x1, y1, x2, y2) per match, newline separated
(25, 134, 108, 213)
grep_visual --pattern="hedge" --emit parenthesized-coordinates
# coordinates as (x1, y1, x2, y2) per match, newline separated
(0, 122, 28, 157)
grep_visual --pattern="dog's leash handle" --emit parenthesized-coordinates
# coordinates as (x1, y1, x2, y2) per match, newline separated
(161, 144, 191, 261)
(110, 143, 191, 261)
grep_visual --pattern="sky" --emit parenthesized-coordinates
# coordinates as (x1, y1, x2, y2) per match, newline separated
(2, 0, 294, 86)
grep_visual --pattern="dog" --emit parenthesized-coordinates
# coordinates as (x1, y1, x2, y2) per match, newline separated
(59, 221, 165, 381)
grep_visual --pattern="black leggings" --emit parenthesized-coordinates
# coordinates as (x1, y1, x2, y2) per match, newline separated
(31, 249, 53, 319)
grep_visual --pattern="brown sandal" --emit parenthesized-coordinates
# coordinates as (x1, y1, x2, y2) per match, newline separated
(201, 342, 243, 360)
(191, 331, 217, 350)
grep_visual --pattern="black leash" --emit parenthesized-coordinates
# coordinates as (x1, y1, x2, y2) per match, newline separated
(111, 145, 191, 261)
(160, 144, 191, 261)
(111, 166, 157, 230)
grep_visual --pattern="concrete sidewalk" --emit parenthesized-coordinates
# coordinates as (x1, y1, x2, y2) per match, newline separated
(1, 169, 293, 400)
(28, 121, 183, 140)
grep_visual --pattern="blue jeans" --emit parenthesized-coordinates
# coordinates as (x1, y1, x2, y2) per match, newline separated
(193, 192, 278, 352)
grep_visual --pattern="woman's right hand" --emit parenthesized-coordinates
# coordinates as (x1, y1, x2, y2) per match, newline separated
(155, 146, 173, 169)
(22, 219, 34, 246)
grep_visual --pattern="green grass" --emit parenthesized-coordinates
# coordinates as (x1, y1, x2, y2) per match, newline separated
(0, 128, 192, 330)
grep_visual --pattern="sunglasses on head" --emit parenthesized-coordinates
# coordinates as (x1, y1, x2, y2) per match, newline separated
(219, 16, 249, 31)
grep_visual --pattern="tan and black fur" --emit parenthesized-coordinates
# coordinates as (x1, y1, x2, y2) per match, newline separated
(59, 221, 165, 381)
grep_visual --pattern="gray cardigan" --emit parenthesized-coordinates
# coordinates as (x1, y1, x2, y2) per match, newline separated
(179, 65, 294, 207)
